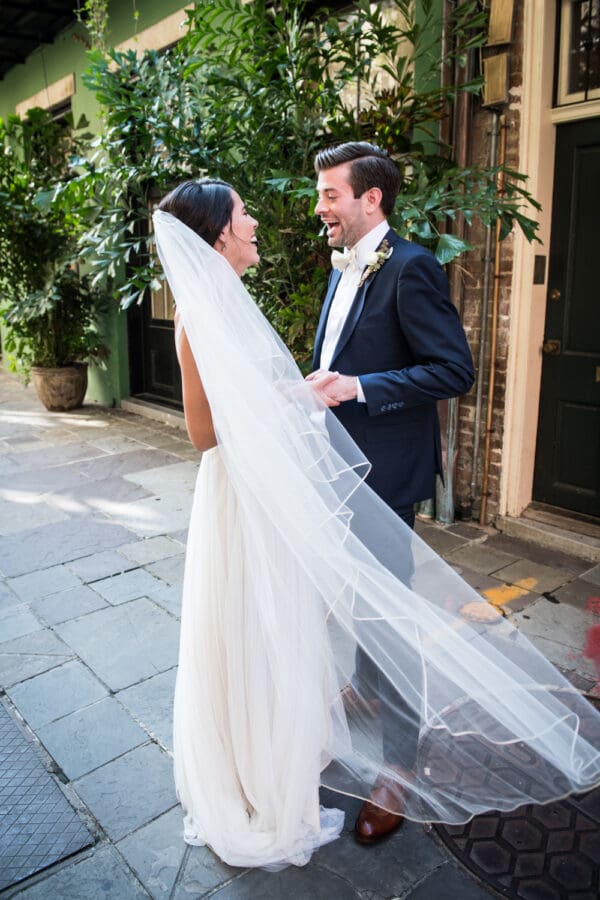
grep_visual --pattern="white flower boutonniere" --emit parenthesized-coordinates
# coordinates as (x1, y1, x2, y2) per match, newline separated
(358, 239, 393, 288)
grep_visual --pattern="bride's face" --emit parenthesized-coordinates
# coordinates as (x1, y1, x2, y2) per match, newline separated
(220, 191, 259, 275)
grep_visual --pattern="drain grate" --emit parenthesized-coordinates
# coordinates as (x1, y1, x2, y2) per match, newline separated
(425, 692, 600, 899)
(435, 789, 600, 899)
(0, 702, 93, 891)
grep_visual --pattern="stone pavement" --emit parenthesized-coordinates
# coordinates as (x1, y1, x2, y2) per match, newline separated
(1, 368, 600, 899)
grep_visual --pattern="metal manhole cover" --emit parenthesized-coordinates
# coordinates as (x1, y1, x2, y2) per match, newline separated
(427, 694, 600, 899)
(0, 702, 93, 891)
(434, 790, 600, 900)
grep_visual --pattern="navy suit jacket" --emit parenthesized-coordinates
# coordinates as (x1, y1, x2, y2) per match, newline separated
(313, 228, 474, 510)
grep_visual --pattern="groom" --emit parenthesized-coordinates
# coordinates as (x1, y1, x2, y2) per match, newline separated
(307, 141, 474, 843)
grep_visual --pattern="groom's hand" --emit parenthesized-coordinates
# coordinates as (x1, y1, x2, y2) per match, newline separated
(306, 370, 358, 406)
(322, 374, 358, 403)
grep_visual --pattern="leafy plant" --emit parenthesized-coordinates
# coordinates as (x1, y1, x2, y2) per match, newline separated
(2, 267, 109, 373)
(0, 109, 109, 380)
(76, 0, 540, 369)
(77, 44, 210, 308)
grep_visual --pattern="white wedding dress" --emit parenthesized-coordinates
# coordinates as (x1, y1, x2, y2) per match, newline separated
(154, 210, 600, 870)
(173, 447, 345, 867)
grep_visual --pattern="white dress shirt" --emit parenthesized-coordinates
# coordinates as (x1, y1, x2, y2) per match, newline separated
(320, 219, 389, 401)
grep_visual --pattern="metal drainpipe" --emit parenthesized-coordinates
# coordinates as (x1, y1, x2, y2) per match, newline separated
(479, 114, 508, 525)
(470, 111, 499, 515)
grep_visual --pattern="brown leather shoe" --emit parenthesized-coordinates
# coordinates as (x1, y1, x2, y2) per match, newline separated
(340, 683, 380, 719)
(354, 768, 412, 845)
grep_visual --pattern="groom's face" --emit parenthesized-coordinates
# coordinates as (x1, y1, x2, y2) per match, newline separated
(315, 162, 372, 249)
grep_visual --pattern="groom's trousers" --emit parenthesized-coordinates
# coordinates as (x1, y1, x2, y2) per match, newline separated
(351, 506, 421, 771)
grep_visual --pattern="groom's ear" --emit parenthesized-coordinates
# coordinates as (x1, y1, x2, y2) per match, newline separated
(363, 187, 383, 214)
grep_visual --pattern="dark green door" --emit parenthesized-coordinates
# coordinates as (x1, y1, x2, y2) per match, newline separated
(533, 118, 600, 518)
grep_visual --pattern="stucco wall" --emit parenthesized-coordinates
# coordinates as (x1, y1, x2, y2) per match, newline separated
(0, 1, 188, 406)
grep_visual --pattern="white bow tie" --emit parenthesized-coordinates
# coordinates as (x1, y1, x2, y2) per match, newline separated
(331, 248, 359, 272)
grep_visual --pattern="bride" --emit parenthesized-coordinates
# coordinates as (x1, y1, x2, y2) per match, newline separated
(153, 179, 600, 871)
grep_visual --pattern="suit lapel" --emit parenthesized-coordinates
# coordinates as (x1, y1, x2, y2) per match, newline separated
(313, 270, 342, 369)
(329, 229, 399, 368)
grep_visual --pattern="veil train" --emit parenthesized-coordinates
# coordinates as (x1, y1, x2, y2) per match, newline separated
(154, 210, 600, 869)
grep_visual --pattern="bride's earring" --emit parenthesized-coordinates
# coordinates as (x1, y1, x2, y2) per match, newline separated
(220, 241, 227, 252)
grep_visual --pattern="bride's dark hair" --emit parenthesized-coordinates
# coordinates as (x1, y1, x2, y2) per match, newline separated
(157, 179, 234, 247)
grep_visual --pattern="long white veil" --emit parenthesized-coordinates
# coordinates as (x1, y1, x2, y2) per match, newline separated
(154, 209, 600, 869)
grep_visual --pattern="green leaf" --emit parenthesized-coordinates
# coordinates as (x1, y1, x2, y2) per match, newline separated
(435, 233, 472, 265)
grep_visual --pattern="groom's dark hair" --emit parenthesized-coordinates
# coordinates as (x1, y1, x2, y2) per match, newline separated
(158, 179, 234, 246)
(314, 142, 401, 216)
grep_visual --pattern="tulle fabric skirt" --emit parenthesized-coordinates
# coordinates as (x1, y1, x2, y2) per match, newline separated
(173, 448, 345, 869)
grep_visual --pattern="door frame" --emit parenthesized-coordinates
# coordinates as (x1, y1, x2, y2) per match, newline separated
(501, 0, 556, 518)
(501, 0, 600, 519)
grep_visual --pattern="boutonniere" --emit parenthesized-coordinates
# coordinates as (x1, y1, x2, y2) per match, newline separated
(358, 239, 393, 288)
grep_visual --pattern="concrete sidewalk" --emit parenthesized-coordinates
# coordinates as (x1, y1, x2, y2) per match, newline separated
(1, 368, 599, 899)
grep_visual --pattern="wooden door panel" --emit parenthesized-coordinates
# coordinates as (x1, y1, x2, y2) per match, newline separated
(566, 146, 599, 352)
(127, 208, 183, 409)
(148, 325, 181, 403)
(128, 290, 182, 408)
(554, 401, 599, 494)
(533, 119, 600, 517)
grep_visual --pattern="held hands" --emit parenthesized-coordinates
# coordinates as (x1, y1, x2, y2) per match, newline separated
(305, 370, 358, 407)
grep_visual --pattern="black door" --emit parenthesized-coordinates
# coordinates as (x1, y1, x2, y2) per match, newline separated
(128, 271, 182, 408)
(533, 118, 600, 517)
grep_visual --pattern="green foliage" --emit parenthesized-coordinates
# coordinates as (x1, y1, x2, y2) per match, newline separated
(76, 44, 211, 308)
(78, 0, 540, 368)
(2, 267, 110, 374)
(0, 109, 109, 380)
(75, 0, 110, 52)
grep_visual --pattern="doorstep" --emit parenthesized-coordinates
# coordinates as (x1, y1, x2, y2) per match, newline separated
(496, 504, 600, 563)
(120, 397, 186, 432)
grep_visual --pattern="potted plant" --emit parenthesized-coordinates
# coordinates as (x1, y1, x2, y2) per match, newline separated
(0, 108, 109, 410)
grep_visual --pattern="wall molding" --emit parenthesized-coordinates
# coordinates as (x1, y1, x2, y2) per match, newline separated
(115, 6, 192, 55)
(552, 99, 600, 124)
(16, 73, 75, 117)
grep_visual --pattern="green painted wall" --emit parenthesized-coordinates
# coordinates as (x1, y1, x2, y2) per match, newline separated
(0, 0, 187, 406)
(0, 0, 188, 124)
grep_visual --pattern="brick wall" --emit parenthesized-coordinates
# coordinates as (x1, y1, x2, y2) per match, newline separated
(453, 1, 524, 524)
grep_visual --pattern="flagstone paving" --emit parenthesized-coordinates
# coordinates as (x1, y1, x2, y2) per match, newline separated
(6, 660, 108, 729)
(54, 599, 180, 692)
(2, 369, 600, 898)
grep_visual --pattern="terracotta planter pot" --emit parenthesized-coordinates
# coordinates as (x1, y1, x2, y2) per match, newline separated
(31, 363, 88, 412)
